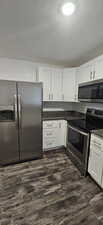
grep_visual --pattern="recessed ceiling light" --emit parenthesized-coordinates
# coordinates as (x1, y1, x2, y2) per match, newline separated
(61, 2, 76, 16)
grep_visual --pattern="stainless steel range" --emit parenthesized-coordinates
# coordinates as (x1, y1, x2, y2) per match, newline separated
(66, 108, 103, 176)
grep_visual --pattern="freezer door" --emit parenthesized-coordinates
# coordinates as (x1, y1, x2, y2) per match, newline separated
(0, 80, 19, 165)
(17, 82, 42, 160)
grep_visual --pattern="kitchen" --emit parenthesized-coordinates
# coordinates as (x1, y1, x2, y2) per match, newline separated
(0, 0, 103, 224)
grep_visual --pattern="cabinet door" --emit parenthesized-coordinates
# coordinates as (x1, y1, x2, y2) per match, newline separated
(94, 59, 103, 80)
(59, 120, 67, 147)
(51, 69, 62, 101)
(55, 120, 67, 147)
(88, 146, 103, 186)
(38, 67, 51, 101)
(43, 138, 57, 150)
(43, 120, 67, 150)
(78, 64, 92, 84)
(62, 69, 76, 102)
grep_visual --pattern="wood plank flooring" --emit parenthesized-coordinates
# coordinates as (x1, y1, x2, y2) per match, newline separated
(0, 149, 103, 225)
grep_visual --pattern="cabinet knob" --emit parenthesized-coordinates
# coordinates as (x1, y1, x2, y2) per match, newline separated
(94, 141, 101, 147)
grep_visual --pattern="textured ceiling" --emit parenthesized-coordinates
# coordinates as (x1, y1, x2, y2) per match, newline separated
(0, 0, 103, 66)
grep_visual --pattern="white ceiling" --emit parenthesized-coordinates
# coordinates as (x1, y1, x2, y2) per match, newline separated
(0, 0, 103, 67)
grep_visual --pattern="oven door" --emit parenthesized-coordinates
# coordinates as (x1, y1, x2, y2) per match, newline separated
(67, 124, 89, 163)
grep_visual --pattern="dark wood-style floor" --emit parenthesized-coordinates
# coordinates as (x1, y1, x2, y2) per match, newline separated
(0, 149, 103, 225)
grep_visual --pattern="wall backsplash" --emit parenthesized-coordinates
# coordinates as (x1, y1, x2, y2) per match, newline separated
(44, 101, 103, 113)
(72, 102, 103, 113)
(43, 101, 75, 111)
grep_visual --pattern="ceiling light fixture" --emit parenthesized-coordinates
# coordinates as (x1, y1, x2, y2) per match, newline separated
(61, 2, 76, 16)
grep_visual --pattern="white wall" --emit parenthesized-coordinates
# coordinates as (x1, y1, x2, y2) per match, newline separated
(0, 58, 64, 82)
(0, 58, 37, 82)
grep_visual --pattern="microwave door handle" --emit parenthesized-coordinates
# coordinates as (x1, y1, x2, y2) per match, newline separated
(68, 124, 89, 136)
(14, 94, 18, 128)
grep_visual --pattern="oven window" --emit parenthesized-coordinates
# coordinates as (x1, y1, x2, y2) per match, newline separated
(68, 127, 84, 154)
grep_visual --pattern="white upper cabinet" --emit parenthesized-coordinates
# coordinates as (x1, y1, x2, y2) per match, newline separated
(0, 59, 37, 82)
(39, 67, 77, 102)
(38, 67, 63, 101)
(94, 57, 103, 80)
(51, 69, 62, 101)
(78, 55, 103, 84)
(78, 62, 94, 84)
(62, 68, 76, 102)
(38, 67, 52, 101)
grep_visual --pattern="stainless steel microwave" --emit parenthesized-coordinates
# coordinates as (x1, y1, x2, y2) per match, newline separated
(78, 79, 103, 103)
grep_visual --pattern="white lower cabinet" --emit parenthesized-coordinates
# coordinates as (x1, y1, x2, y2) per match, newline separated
(43, 138, 57, 149)
(43, 120, 67, 151)
(88, 134, 103, 188)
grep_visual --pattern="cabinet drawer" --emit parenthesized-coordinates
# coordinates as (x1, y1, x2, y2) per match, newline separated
(43, 121, 59, 129)
(44, 129, 57, 138)
(43, 138, 57, 149)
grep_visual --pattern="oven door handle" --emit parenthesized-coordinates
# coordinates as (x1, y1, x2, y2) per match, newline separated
(68, 124, 89, 136)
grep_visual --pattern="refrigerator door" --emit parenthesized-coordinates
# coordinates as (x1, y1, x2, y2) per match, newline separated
(0, 80, 19, 165)
(17, 82, 43, 161)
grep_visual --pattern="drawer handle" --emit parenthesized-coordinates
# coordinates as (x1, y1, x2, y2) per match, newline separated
(94, 141, 101, 147)
(47, 143, 53, 146)
(94, 151, 100, 156)
(46, 133, 53, 136)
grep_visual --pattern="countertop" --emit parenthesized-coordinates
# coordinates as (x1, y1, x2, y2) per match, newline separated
(92, 129, 103, 139)
(43, 110, 85, 121)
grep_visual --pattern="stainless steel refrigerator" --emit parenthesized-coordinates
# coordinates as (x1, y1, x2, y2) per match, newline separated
(0, 80, 43, 165)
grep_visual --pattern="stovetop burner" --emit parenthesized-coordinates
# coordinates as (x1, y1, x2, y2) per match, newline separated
(68, 108, 103, 132)
(68, 119, 101, 132)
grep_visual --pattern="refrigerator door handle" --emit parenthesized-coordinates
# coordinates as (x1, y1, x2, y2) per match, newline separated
(14, 94, 18, 128)
(18, 95, 22, 129)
